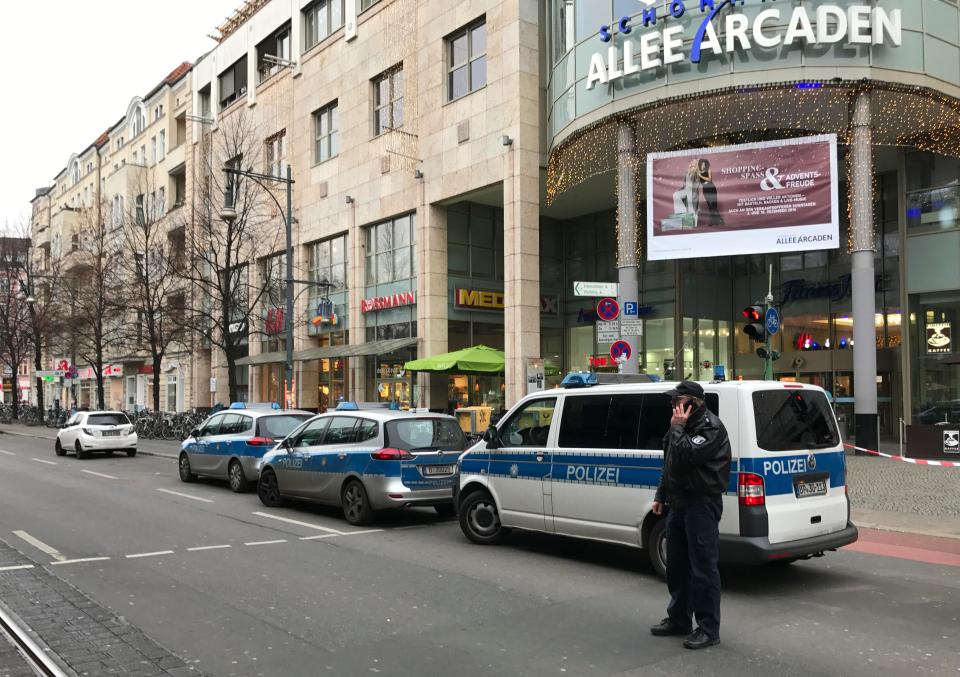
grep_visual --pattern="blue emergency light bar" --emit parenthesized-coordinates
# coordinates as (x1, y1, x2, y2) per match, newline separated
(335, 402, 396, 411)
(230, 402, 282, 410)
(561, 372, 658, 388)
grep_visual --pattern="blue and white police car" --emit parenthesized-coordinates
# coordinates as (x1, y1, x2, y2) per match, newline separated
(178, 403, 313, 492)
(256, 404, 469, 526)
(456, 375, 858, 578)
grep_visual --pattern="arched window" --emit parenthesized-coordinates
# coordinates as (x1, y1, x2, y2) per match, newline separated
(132, 105, 146, 137)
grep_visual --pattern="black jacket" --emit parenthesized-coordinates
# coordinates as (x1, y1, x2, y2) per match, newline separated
(655, 405, 731, 503)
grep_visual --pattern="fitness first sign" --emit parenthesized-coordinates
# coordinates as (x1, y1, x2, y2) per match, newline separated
(587, 1, 902, 90)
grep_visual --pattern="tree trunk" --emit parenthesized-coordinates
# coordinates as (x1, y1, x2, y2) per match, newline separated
(226, 351, 238, 404)
(96, 373, 105, 411)
(152, 356, 163, 411)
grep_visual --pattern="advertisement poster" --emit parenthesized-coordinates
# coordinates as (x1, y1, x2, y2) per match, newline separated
(647, 135, 839, 261)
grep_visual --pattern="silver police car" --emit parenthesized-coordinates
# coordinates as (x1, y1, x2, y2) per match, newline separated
(256, 404, 469, 525)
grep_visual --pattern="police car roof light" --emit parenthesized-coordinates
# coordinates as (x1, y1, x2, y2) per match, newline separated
(561, 372, 599, 388)
(336, 401, 360, 411)
(229, 402, 246, 409)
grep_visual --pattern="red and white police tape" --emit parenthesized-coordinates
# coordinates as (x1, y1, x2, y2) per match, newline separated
(843, 443, 960, 467)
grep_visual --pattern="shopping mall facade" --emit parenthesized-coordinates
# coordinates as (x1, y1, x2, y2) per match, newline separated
(182, 0, 960, 448)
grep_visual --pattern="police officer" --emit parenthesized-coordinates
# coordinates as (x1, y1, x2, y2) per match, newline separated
(649, 381, 731, 650)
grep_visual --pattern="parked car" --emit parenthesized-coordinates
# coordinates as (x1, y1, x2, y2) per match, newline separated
(179, 403, 313, 492)
(256, 405, 469, 525)
(55, 411, 137, 459)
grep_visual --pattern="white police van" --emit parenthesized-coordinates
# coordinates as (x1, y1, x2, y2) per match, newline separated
(455, 375, 858, 577)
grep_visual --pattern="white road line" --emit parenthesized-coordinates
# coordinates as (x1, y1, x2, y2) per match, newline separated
(81, 469, 118, 480)
(336, 529, 383, 537)
(186, 545, 232, 552)
(51, 557, 111, 566)
(12, 530, 66, 562)
(0, 565, 34, 572)
(126, 551, 174, 559)
(251, 511, 346, 535)
(0, 450, 15, 456)
(157, 488, 213, 503)
(31, 458, 57, 466)
(244, 539, 288, 546)
(299, 535, 337, 541)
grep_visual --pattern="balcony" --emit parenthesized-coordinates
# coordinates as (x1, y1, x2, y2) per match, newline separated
(165, 142, 185, 174)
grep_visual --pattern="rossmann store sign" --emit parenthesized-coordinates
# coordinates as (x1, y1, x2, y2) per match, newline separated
(587, 1, 902, 90)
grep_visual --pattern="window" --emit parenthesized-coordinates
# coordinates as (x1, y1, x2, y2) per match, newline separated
(499, 398, 556, 448)
(219, 56, 248, 110)
(157, 187, 166, 217)
(158, 131, 166, 161)
(311, 234, 348, 291)
(151, 137, 158, 165)
(201, 414, 224, 436)
(293, 417, 329, 448)
(218, 414, 242, 435)
(753, 390, 840, 452)
(356, 419, 379, 442)
(199, 86, 211, 118)
(447, 19, 486, 101)
(313, 101, 339, 163)
(154, 104, 164, 121)
(360, 0, 381, 10)
(257, 23, 292, 83)
(132, 106, 146, 137)
(132, 150, 138, 165)
(365, 214, 415, 285)
(116, 137, 124, 151)
(385, 419, 467, 451)
(258, 414, 312, 440)
(135, 194, 145, 224)
(303, 0, 343, 50)
(373, 66, 403, 136)
(87, 413, 131, 426)
(166, 374, 178, 412)
(323, 417, 359, 444)
(265, 131, 287, 178)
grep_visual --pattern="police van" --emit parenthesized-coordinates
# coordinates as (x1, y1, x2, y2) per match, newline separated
(455, 376, 858, 577)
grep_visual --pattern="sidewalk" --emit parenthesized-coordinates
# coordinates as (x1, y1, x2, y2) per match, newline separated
(0, 422, 180, 460)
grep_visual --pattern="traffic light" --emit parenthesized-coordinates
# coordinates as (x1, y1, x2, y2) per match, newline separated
(742, 305, 766, 342)
(756, 347, 781, 361)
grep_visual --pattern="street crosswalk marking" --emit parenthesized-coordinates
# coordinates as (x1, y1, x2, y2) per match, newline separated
(157, 488, 213, 503)
(12, 530, 66, 562)
(82, 469, 119, 480)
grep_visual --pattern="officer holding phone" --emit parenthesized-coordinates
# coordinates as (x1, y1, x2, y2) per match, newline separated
(649, 381, 731, 650)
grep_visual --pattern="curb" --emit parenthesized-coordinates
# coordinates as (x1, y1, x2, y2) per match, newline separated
(0, 591, 77, 677)
(0, 428, 179, 461)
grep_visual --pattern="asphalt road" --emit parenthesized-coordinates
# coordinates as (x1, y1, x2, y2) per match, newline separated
(0, 434, 957, 677)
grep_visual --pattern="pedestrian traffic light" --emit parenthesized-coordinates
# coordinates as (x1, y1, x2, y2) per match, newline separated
(742, 305, 766, 342)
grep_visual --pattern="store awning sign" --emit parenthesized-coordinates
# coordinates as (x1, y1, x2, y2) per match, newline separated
(647, 135, 840, 261)
(361, 291, 416, 314)
(927, 323, 952, 354)
(589, 3, 901, 90)
(455, 288, 559, 315)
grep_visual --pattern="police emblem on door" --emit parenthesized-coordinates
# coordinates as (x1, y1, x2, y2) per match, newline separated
(807, 454, 817, 471)
(944, 431, 960, 454)
(510, 464, 519, 478)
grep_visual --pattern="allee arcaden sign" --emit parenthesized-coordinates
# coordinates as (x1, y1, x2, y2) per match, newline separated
(588, 2, 902, 91)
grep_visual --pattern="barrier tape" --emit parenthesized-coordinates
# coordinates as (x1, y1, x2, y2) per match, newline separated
(843, 443, 960, 468)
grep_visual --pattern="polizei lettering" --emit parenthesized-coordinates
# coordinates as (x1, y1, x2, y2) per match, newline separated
(566, 465, 621, 484)
(762, 458, 807, 475)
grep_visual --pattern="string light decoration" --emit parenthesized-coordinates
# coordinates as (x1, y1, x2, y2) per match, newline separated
(377, 0, 421, 175)
(546, 81, 960, 257)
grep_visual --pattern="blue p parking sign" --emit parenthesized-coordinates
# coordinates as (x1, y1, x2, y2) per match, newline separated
(624, 302, 638, 317)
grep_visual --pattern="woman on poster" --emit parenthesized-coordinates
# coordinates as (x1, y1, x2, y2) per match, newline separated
(697, 159, 724, 226)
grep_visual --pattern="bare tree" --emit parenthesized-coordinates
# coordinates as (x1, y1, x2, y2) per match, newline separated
(0, 236, 33, 419)
(178, 111, 285, 403)
(117, 171, 187, 411)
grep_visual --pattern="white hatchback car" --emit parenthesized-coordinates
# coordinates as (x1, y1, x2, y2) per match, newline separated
(55, 411, 138, 459)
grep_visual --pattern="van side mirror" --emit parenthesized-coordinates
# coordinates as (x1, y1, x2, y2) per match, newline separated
(482, 426, 500, 450)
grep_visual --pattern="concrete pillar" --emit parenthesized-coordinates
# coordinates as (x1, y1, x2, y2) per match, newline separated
(617, 121, 640, 375)
(502, 1, 541, 407)
(347, 203, 366, 403)
(850, 91, 879, 452)
(416, 202, 449, 411)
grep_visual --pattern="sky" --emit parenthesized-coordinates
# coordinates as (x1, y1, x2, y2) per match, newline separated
(0, 1, 238, 232)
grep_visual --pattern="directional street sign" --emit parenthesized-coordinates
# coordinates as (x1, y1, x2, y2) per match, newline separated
(574, 281, 619, 298)
(765, 307, 781, 336)
(596, 298, 621, 322)
(596, 321, 620, 343)
(610, 340, 632, 362)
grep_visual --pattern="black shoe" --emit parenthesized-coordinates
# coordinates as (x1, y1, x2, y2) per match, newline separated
(683, 627, 720, 650)
(650, 618, 693, 637)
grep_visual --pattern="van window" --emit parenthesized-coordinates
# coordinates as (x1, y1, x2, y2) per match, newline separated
(752, 390, 840, 452)
(500, 398, 556, 448)
(558, 393, 720, 450)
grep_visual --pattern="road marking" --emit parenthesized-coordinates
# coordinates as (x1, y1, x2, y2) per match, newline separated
(186, 545, 232, 552)
(157, 488, 213, 503)
(31, 458, 57, 466)
(51, 557, 111, 566)
(81, 469, 118, 480)
(0, 565, 34, 572)
(299, 535, 338, 541)
(126, 551, 175, 559)
(244, 539, 288, 546)
(12, 531, 66, 562)
(0, 450, 15, 456)
(251, 512, 346, 535)
(336, 529, 383, 537)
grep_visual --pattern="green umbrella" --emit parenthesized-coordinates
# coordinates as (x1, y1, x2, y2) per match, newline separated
(404, 345, 505, 375)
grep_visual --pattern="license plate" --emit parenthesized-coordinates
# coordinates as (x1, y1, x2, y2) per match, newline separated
(102, 430, 120, 437)
(795, 479, 827, 498)
(423, 464, 455, 476)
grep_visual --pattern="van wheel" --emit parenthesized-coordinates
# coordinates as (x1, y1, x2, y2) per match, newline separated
(648, 519, 668, 580)
(459, 490, 506, 545)
(341, 480, 375, 526)
(228, 459, 250, 493)
(178, 453, 196, 482)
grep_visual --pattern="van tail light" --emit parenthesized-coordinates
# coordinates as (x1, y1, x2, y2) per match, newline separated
(738, 472, 766, 506)
(247, 437, 275, 446)
(372, 448, 414, 461)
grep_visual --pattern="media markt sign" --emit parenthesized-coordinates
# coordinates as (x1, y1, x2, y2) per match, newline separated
(587, 2, 902, 91)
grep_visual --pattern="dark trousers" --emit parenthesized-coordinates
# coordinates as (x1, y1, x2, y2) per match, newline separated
(665, 497, 722, 639)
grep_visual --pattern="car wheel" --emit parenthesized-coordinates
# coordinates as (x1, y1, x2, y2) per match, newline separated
(648, 518, 668, 581)
(126, 449, 137, 458)
(228, 459, 250, 493)
(434, 504, 456, 518)
(257, 469, 283, 508)
(75, 441, 89, 460)
(459, 490, 506, 545)
(54, 440, 66, 457)
(178, 453, 196, 482)
(341, 480, 375, 526)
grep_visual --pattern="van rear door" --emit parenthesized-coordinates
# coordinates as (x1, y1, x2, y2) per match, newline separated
(747, 387, 847, 545)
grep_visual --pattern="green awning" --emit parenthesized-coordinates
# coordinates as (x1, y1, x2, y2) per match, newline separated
(404, 345, 505, 375)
